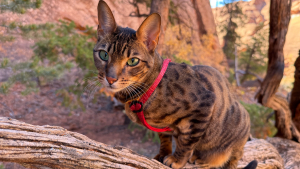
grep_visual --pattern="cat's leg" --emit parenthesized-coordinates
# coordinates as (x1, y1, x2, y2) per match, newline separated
(188, 150, 206, 165)
(163, 131, 200, 169)
(163, 112, 210, 169)
(154, 133, 173, 163)
(190, 149, 231, 168)
(221, 147, 243, 169)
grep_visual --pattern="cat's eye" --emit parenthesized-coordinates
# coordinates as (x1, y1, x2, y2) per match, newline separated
(99, 50, 109, 61)
(127, 58, 140, 66)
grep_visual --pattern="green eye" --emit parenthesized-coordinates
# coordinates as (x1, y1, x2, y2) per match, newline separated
(99, 50, 109, 61)
(127, 58, 140, 66)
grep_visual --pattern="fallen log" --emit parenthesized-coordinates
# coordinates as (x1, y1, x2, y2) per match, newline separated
(0, 117, 287, 169)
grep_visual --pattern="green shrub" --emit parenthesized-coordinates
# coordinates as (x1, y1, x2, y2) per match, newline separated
(240, 101, 277, 138)
(0, 0, 42, 14)
(0, 20, 98, 109)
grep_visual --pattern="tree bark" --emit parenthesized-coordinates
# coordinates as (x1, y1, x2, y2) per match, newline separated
(256, 0, 292, 106)
(270, 94, 300, 142)
(0, 117, 286, 169)
(254, 0, 300, 142)
(290, 50, 300, 131)
(150, 0, 170, 55)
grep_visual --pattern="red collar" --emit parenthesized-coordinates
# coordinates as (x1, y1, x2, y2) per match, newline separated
(129, 59, 172, 132)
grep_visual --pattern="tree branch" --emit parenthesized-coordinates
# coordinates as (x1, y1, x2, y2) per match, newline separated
(0, 117, 286, 169)
(0, 117, 170, 169)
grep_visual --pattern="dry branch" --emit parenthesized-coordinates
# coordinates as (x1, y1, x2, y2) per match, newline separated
(0, 117, 288, 169)
(0, 117, 170, 169)
(254, 0, 300, 142)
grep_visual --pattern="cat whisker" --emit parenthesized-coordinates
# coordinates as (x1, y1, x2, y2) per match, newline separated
(83, 76, 99, 81)
(130, 83, 148, 99)
(127, 86, 135, 102)
(130, 81, 151, 99)
(127, 85, 138, 101)
(87, 69, 99, 74)
(83, 79, 99, 94)
(87, 81, 101, 106)
(129, 85, 141, 100)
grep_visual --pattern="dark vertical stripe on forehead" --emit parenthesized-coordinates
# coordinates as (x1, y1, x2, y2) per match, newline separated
(121, 43, 127, 55)
(107, 44, 112, 53)
(127, 48, 131, 58)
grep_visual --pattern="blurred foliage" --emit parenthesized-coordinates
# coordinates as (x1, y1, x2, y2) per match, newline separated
(128, 122, 160, 144)
(172, 55, 192, 66)
(240, 101, 277, 138)
(217, 1, 269, 84)
(0, 34, 15, 42)
(164, 25, 195, 63)
(238, 23, 268, 82)
(1, 58, 9, 68)
(281, 53, 297, 91)
(0, 164, 4, 169)
(0, 0, 42, 14)
(0, 20, 98, 109)
(168, 0, 179, 25)
(219, 0, 246, 60)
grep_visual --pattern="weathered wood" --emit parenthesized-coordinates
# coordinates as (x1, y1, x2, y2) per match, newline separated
(150, 0, 170, 55)
(254, 0, 300, 142)
(0, 117, 287, 169)
(256, 0, 292, 106)
(239, 139, 284, 169)
(271, 94, 300, 142)
(267, 137, 300, 169)
(0, 117, 170, 169)
(290, 50, 300, 131)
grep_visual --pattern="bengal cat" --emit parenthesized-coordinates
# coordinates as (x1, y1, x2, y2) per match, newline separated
(93, 1, 257, 169)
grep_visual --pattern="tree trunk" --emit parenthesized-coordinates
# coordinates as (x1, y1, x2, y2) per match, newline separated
(150, 0, 170, 55)
(256, 0, 292, 106)
(290, 50, 300, 131)
(0, 117, 286, 169)
(254, 0, 300, 142)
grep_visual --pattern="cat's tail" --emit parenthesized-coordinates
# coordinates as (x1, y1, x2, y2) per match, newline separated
(243, 160, 258, 169)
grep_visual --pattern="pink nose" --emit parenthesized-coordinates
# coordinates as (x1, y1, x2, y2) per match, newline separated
(106, 76, 117, 85)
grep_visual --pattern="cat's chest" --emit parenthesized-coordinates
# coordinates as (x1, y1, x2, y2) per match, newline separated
(125, 91, 176, 128)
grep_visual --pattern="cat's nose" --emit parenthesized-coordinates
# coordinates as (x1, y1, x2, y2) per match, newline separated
(106, 76, 117, 85)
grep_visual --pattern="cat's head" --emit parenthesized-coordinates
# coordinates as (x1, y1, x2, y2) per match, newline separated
(93, 1, 161, 95)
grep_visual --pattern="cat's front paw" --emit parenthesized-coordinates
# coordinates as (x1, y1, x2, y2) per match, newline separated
(154, 153, 170, 163)
(163, 155, 185, 169)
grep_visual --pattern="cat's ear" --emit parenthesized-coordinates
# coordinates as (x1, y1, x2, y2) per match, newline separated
(136, 13, 161, 52)
(97, 1, 117, 39)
